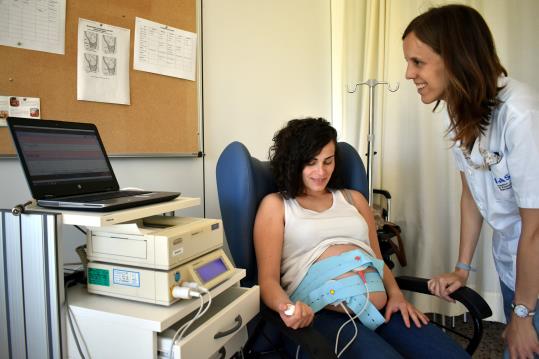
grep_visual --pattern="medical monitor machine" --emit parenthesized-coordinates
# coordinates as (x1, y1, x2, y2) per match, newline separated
(86, 216, 236, 305)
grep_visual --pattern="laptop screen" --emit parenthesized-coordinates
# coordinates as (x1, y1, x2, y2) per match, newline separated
(8, 118, 119, 199)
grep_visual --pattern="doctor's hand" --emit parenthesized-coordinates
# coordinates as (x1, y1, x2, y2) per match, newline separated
(503, 317, 539, 359)
(428, 270, 469, 302)
(278, 301, 314, 330)
(384, 291, 429, 328)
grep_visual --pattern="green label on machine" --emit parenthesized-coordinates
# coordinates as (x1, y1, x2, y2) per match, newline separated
(88, 268, 110, 286)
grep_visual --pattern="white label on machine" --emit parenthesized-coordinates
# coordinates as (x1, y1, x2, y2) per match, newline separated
(172, 247, 184, 257)
(113, 269, 141, 287)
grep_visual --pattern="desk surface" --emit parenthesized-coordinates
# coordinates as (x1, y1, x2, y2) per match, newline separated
(67, 268, 246, 332)
(26, 196, 200, 226)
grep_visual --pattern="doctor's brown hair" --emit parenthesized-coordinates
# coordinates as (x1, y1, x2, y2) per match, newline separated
(403, 4, 507, 149)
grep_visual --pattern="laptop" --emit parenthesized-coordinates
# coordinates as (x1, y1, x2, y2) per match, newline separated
(7, 117, 181, 211)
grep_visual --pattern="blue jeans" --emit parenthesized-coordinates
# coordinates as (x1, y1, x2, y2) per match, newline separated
(500, 280, 539, 359)
(283, 309, 470, 358)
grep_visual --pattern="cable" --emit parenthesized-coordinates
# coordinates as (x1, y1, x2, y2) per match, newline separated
(334, 273, 371, 358)
(168, 285, 212, 359)
(179, 287, 212, 340)
(168, 294, 203, 359)
(335, 303, 358, 358)
(74, 225, 87, 235)
(63, 264, 84, 273)
(11, 200, 32, 216)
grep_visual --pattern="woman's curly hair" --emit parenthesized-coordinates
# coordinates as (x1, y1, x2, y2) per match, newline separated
(269, 118, 343, 198)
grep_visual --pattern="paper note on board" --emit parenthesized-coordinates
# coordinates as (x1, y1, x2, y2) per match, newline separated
(77, 18, 131, 105)
(134, 17, 197, 81)
(0, 0, 66, 54)
(0, 96, 41, 127)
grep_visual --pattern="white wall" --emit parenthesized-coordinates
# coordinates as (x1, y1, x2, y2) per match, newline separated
(202, 0, 332, 219)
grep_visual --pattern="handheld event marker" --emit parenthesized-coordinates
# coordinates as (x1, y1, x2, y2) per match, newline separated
(284, 304, 295, 316)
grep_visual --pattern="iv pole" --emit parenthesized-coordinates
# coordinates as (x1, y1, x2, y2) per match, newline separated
(347, 79, 399, 205)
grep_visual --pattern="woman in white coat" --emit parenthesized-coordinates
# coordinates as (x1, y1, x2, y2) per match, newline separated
(402, 4, 539, 359)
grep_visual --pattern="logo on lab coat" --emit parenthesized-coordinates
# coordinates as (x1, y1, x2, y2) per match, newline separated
(494, 174, 512, 191)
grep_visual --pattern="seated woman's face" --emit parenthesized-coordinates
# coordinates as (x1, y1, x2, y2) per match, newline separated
(301, 141, 335, 194)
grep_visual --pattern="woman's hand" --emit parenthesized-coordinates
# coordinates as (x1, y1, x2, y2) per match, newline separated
(428, 270, 468, 302)
(278, 301, 314, 329)
(384, 291, 429, 328)
(503, 317, 539, 359)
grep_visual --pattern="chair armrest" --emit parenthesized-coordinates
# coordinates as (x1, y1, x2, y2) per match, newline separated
(395, 276, 492, 319)
(396, 275, 492, 354)
(259, 302, 337, 359)
(373, 188, 392, 199)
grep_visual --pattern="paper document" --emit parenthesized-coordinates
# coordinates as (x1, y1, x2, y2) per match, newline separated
(77, 18, 130, 105)
(87, 223, 153, 235)
(134, 17, 197, 81)
(0, 0, 66, 54)
(0, 96, 41, 127)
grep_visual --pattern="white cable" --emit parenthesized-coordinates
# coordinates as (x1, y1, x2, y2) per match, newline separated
(178, 288, 212, 347)
(356, 280, 370, 317)
(168, 286, 212, 359)
(295, 276, 373, 359)
(181, 281, 201, 290)
(334, 279, 370, 358)
(172, 286, 201, 300)
(168, 294, 203, 359)
(335, 303, 358, 358)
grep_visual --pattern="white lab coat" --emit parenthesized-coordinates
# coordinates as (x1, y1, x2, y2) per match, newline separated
(452, 76, 539, 291)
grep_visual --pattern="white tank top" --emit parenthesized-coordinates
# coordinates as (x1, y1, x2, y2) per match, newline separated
(281, 190, 374, 294)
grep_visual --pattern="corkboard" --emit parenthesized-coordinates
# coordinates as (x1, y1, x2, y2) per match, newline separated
(0, 0, 199, 156)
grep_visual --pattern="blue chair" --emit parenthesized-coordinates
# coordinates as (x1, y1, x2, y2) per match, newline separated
(216, 141, 492, 358)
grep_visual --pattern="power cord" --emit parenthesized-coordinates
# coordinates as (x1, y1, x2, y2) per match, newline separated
(11, 200, 33, 216)
(168, 283, 212, 359)
(75, 245, 89, 268)
(74, 225, 87, 235)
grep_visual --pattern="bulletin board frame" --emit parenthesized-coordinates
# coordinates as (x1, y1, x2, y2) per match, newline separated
(0, 0, 200, 157)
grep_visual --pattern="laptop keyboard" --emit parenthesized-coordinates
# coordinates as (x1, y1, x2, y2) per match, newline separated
(70, 190, 152, 202)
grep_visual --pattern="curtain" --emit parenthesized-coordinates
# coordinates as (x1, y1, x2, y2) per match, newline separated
(331, 0, 389, 178)
(331, 0, 539, 322)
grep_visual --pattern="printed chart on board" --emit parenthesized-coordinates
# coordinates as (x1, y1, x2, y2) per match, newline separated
(134, 17, 197, 81)
(0, 0, 66, 54)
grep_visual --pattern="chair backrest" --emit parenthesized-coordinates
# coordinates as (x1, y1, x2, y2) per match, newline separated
(216, 141, 368, 287)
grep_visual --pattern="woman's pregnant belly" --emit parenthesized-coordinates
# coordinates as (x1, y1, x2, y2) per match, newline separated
(315, 244, 388, 312)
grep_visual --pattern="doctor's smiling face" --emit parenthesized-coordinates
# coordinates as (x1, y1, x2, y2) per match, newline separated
(403, 31, 448, 104)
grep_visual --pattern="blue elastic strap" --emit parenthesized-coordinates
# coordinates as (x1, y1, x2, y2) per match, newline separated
(291, 249, 384, 301)
(347, 294, 385, 330)
(300, 273, 385, 330)
(290, 249, 386, 330)
(307, 273, 383, 309)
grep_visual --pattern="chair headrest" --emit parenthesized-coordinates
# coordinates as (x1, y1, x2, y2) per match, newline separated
(336, 142, 369, 199)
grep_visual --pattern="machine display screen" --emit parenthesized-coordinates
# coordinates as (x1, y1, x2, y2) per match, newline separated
(195, 258, 228, 283)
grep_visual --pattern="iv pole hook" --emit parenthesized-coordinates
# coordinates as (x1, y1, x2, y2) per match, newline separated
(346, 79, 399, 205)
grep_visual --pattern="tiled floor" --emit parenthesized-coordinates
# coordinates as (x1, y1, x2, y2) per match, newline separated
(428, 313, 505, 358)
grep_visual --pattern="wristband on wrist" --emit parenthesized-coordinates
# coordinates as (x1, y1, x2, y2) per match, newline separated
(455, 262, 477, 272)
